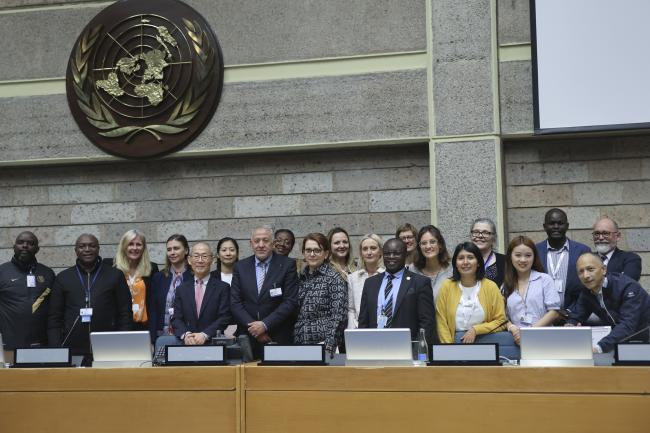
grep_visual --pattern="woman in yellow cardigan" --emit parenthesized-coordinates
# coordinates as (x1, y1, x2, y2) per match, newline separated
(436, 242, 518, 359)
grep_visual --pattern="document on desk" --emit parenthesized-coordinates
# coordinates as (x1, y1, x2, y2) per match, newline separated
(591, 326, 611, 347)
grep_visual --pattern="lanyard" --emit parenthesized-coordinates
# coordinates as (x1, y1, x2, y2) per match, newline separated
(483, 252, 494, 270)
(547, 249, 567, 279)
(75, 262, 103, 306)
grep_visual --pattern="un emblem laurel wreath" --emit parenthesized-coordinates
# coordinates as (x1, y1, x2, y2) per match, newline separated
(70, 19, 214, 143)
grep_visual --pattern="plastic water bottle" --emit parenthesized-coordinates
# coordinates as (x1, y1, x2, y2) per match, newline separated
(417, 328, 428, 362)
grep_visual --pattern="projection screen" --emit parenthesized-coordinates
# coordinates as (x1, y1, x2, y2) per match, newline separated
(531, 0, 650, 134)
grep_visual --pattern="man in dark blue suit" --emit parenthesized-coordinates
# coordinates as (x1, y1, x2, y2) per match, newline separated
(230, 226, 298, 358)
(172, 242, 231, 345)
(592, 217, 642, 281)
(358, 238, 435, 343)
(536, 208, 591, 313)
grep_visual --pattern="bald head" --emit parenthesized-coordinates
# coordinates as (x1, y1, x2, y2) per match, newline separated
(576, 252, 606, 292)
(13, 231, 39, 265)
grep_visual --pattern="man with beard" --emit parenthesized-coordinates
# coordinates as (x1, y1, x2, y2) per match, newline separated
(0, 232, 55, 360)
(47, 234, 132, 362)
(592, 217, 641, 281)
(536, 208, 591, 314)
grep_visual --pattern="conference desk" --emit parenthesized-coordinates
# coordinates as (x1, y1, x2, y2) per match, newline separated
(243, 364, 650, 433)
(0, 366, 240, 433)
(1, 364, 648, 433)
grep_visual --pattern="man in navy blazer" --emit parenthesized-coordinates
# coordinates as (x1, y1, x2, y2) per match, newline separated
(230, 226, 298, 358)
(172, 242, 231, 344)
(358, 238, 436, 343)
(592, 217, 642, 281)
(536, 208, 591, 313)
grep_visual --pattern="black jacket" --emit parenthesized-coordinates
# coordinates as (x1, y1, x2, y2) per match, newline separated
(569, 273, 650, 352)
(0, 259, 55, 350)
(607, 248, 642, 281)
(47, 258, 133, 355)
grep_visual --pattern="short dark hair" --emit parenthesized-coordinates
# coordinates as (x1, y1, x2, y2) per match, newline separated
(274, 228, 295, 241)
(544, 207, 567, 222)
(450, 242, 485, 281)
(414, 225, 450, 270)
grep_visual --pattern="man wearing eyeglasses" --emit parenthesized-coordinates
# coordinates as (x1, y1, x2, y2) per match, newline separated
(172, 242, 231, 345)
(592, 217, 641, 281)
(230, 225, 298, 358)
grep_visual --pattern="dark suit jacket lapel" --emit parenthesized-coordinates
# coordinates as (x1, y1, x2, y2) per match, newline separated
(539, 243, 549, 271)
(393, 270, 411, 316)
(185, 281, 199, 321)
(367, 274, 382, 327)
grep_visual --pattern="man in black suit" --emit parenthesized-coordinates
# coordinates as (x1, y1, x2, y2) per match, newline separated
(230, 225, 298, 358)
(172, 242, 231, 345)
(358, 238, 436, 343)
(592, 217, 642, 281)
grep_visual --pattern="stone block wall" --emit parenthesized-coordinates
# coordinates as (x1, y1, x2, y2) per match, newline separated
(505, 135, 650, 289)
(0, 145, 430, 272)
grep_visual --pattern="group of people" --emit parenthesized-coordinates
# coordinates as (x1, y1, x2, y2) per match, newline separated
(1, 207, 649, 363)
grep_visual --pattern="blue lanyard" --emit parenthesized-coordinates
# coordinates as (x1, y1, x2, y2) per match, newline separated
(75, 262, 103, 305)
(483, 251, 494, 270)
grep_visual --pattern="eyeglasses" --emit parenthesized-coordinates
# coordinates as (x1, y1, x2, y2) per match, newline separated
(191, 254, 213, 262)
(419, 240, 438, 247)
(304, 248, 323, 256)
(399, 235, 415, 241)
(470, 230, 493, 238)
(592, 231, 617, 239)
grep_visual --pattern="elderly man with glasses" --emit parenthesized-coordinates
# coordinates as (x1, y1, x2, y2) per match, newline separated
(592, 217, 641, 281)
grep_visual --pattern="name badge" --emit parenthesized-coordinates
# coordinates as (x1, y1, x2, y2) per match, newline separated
(270, 287, 283, 297)
(377, 314, 387, 329)
(521, 314, 533, 326)
(27, 275, 36, 288)
(80, 308, 93, 323)
(168, 307, 174, 316)
(132, 303, 140, 313)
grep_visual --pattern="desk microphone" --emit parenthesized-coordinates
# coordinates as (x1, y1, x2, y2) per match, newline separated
(61, 316, 80, 347)
(618, 325, 650, 344)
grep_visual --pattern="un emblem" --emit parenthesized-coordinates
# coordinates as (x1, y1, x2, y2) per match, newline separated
(66, 0, 224, 158)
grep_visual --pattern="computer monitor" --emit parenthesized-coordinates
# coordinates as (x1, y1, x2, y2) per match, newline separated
(344, 328, 413, 366)
(520, 327, 593, 366)
(90, 331, 152, 368)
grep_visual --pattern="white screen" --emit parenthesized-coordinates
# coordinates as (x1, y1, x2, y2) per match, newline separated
(534, 0, 650, 131)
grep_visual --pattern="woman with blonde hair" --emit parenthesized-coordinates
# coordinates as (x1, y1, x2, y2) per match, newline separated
(110, 229, 159, 331)
(347, 234, 384, 329)
(327, 227, 356, 280)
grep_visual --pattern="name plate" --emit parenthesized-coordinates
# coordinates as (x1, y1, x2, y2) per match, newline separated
(429, 344, 500, 365)
(260, 345, 326, 365)
(13, 347, 71, 368)
(615, 343, 650, 365)
(165, 345, 226, 366)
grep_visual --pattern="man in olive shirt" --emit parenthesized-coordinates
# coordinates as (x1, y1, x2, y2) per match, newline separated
(0, 232, 55, 360)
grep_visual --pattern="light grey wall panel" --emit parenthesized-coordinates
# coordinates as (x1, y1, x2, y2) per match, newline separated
(0, 0, 100, 8)
(435, 139, 499, 248)
(1, 70, 428, 163)
(0, 7, 101, 80)
(499, 60, 533, 134)
(188, 0, 427, 64)
(431, 0, 494, 136)
(497, 0, 530, 45)
(0, 0, 425, 80)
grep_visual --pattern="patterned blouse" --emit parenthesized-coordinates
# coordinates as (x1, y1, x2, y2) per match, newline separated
(294, 262, 348, 352)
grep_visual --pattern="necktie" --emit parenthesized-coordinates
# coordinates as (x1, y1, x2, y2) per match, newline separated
(195, 279, 204, 317)
(256, 261, 266, 294)
(383, 274, 395, 327)
(600, 254, 609, 266)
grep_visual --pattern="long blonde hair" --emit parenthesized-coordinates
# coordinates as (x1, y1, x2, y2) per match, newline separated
(114, 229, 152, 278)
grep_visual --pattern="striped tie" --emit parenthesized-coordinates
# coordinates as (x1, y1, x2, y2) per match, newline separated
(383, 274, 395, 327)
(256, 261, 266, 294)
